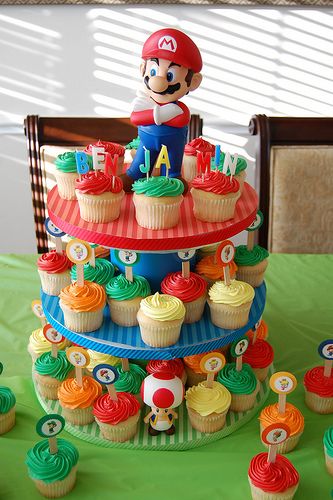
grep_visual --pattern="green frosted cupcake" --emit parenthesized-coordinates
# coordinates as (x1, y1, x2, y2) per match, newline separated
(54, 151, 92, 200)
(106, 274, 151, 326)
(0, 386, 16, 434)
(34, 351, 73, 400)
(125, 136, 140, 159)
(26, 438, 79, 497)
(235, 245, 269, 287)
(217, 362, 259, 412)
(115, 363, 146, 405)
(324, 427, 333, 476)
(71, 258, 115, 288)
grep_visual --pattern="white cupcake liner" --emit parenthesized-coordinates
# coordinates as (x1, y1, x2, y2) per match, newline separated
(191, 188, 240, 222)
(183, 294, 207, 324)
(76, 190, 124, 223)
(304, 390, 333, 414)
(95, 413, 140, 442)
(230, 380, 260, 412)
(133, 193, 183, 230)
(235, 170, 247, 193)
(0, 407, 15, 435)
(54, 171, 78, 200)
(236, 260, 269, 288)
(187, 407, 229, 433)
(60, 405, 94, 425)
(324, 448, 333, 476)
(32, 466, 77, 498)
(182, 156, 197, 182)
(207, 299, 252, 329)
(34, 373, 63, 400)
(107, 297, 142, 326)
(59, 302, 104, 333)
(38, 269, 71, 296)
(248, 478, 298, 500)
(137, 309, 183, 347)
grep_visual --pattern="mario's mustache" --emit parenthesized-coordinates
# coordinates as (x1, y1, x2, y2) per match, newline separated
(144, 76, 181, 95)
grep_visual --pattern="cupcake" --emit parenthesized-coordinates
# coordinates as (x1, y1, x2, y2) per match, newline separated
(190, 171, 240, 222)
(125, 136, 140, 159)
(242, 339, 274, 382)
(208, 279, 255, 329)
(259, 403, 304, 453)
(106, 274, 151, 327)
(37, 251, 72, 296)
(161, 271, 207, 323)
(132, 176, 184, 230)
(185, 381, 231, 433)
(34, 351, 73, 400)
(85, 349, 121, 377)
(146, 359, 187, 385)
(54, 151, 92, 200)
(75, 170, 124, 223)
(58, 376, 102, 425)
(323, 427, 333, 476)
(195, 255, 238, 287)
(235, 245, 269, 288)
(93, 392, 140, 442)
(217, 362, 260, 412)
(71, 258, 115, 288)
(216, 152, 248, 193)
(303, 366, 333, 414)
(247, 319, 269, 342)
(248, 452, 299, 500)
(59, 281, 106, 333)
(114, 363, 146, 404)
(26, 438, 79, 498)
(183, 349, 228, 387)
(28, 328, 70, 363)
(137, 292, 185, 347)
(85, 140, 125, 175)
(182, 137, 215, 182)
(0, 386, 16, 434)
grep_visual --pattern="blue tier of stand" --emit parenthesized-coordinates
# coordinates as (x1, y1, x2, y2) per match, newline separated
(41, 282, 266, 360)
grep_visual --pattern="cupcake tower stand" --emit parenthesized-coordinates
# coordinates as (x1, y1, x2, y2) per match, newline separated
(36, 182, 272, 450)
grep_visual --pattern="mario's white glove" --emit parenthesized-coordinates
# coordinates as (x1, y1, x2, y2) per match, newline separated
(153, 103, 183, 125)
(132, 88, 155, 111)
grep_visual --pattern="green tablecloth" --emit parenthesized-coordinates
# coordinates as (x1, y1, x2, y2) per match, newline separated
(0, 254, 332, 499)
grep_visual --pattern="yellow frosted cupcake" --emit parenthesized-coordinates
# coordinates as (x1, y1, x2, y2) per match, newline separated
(185, 381, 231, 433)
(58, 376, 102, 425)
(207, 279, 255, 329)
(137, 292, 185, 347)
(85, 349, 121, 376)
(28, 328, 70, 363)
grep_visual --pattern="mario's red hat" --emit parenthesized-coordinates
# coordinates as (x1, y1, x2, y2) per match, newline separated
(142, 28, 202, 73)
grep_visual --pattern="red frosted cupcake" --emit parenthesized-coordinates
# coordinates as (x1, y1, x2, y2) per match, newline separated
(75, 170, 124, 223)
(84, 140, 125, 175)
(146, 358, 187, 385)
(303, 366, 333, 414)
(37, 250, 72, 296)
(248, 452, 299, 499)
(93, 392, 140, 442)
(182, 138, 215, 182)
(161, 271, 207, 323)
(242, 339, 274, 382)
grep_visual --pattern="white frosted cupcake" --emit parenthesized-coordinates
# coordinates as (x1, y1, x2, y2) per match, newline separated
(37, 251, 72, 296)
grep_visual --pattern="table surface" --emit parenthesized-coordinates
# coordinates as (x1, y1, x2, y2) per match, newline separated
(0, 254, 332, 500)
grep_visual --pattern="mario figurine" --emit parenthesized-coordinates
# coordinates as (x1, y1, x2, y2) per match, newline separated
(120, 28, 203, 192)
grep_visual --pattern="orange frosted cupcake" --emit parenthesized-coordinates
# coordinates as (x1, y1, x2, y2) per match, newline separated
(259, 403, 304, 453)
(183, 349, 228, 387)
(84, 140, 125, 175)
(195, 255, 238, 287)
(182, 138, 215, 182)
(242, 340, 274, 382)
(58, 376, 102, 425)
(59, 282, 106, 332)
(37, 251, 72, 296)
(247, 319, 269, 341)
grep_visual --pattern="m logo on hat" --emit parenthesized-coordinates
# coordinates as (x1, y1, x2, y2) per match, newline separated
(158, 35, 177, 53)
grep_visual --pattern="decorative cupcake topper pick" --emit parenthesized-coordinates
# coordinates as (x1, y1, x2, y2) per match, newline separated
(121, 358, 130, 372)
(66, 239, 92, 287)
(139, 147, 150, 181)
(231, 336, 249, 372)
(269, 371, 297, 415)
(222, 152, 238, 182)
(66, 347, 90, 388)
(36, 413, 65, 455)
(115, 249, 140, 283)
(44, 217, 66, 255)
(197, 151, 211, 179)
(262, 423, 290, 464)
(31, 299, 47, 327)
(93, 363, 119, 401)
(177, 249, 196, 279)
(92, 145, 105, 176)
(216, 240, 235, 286)
(75, 151, 90, 179)
(154, 145, 171, 177)
(200, 352, 226, 388)
(318, 339, 333, 378)
(214, 145, 221, 170)
(43, 324, 65, 359)
(251, 317, 262, 345)
(246, 210, 263, 252)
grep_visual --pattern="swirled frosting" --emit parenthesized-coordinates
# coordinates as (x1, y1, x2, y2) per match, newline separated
(125, 137, 140, 150)
(235, 245, 269, 266)
(86, 349, 120, 373)
(84, 140, 125, 157)
(248, 453, 299, 493)
(132, 177, 184, 197)
(106, 274, 151, 301)
(191, 171, 239, 195)
(0, 386, 16, 414)
(247, 319, 268, 341)
(209, 279, 255, 307)
(185, 381, 231, 416)
(161, 272, 207, 303)
(114, 363, 146, 394)
(29, 328, 69, 355)
(139, 292, 185, 322)
(183, 350, 224, 374)
(26, 438, 79, 483)
(303, 366, 333, 397)
(217, 363, 257, 395)
(184, 138, 215, 156)
(216, 152, 247, 175)
(59, 282, 106, 312)
(58, 376, 102, 409)
(324, 427, 333, 457)
(242, 340, 274, 369)
(196, 255, 238, 281)
(146, 359, 185, 379)
(37, 251, 72, 274)
(93, 392, 140, 424)
(34, 351, 73, 381)
(55, 151, 92, 173)
(71, 258, 115, 286)
(259, 403, 304, 435)
(75, 170, 123, 195)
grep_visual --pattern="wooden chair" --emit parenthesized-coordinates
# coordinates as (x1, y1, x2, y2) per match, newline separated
(24, 114, 203, 253)
(249, 114, 333, 253)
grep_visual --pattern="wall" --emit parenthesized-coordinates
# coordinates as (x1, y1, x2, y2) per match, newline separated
(0, 5, 332, 252)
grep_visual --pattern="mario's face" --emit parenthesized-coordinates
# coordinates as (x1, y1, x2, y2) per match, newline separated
(141, 57, 202, 105)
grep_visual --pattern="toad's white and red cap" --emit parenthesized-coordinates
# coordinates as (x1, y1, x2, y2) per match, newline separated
(141, 372, 184, 409)
(142, 28, 202, 73)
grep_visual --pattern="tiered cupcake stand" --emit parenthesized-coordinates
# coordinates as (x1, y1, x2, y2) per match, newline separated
(36, 182, 271, 451)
